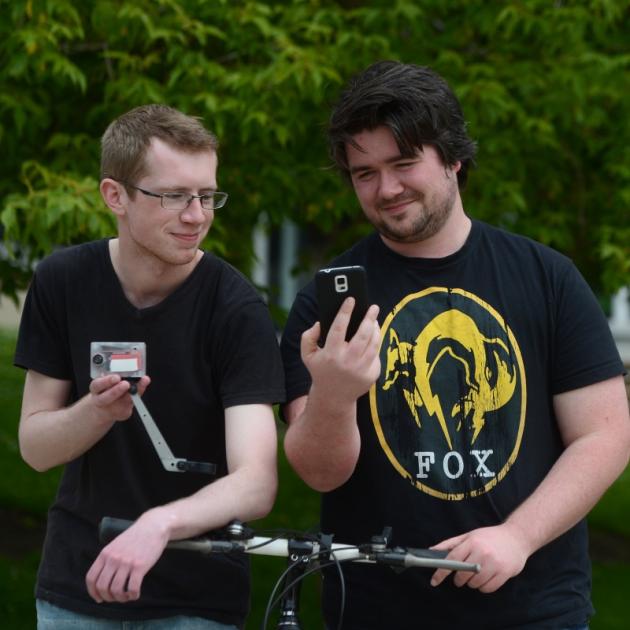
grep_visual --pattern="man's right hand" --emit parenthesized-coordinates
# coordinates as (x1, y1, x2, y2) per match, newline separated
(89, 374, 151, 424)
(301, 297, 381, 407)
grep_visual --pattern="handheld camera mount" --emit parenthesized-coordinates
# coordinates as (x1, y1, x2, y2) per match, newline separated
(90, 342, 216, 476)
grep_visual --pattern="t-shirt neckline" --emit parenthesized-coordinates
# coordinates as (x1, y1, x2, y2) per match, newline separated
(371, 219, 481, 270)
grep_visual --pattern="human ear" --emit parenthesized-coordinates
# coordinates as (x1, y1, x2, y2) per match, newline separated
(100, 178, 127, 217)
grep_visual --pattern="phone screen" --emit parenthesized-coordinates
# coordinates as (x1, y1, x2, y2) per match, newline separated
(315, 265, 368, 345)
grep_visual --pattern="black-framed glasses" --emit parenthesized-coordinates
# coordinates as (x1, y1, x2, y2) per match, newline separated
(115, 180, 228, 211)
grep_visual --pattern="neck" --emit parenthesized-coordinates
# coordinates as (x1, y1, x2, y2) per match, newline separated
(109, 238, 201, 309)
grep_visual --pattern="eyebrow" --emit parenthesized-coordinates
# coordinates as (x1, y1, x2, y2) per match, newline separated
(160, 185, 218, 193)
(349, 154, 416, 175)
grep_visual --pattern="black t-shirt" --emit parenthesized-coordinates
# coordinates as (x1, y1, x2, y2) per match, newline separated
(15, 239, 285, 626)
(281, 220, 623, 630)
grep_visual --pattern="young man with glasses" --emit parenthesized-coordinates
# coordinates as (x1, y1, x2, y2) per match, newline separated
(15, 104, 285, 629)
(280, 61, 630, 629)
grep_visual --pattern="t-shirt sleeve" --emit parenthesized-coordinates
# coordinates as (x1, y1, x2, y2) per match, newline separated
(214, 299, 285, 408)
(551, 261, 624, 394)
(280, 285, 318, 404)
(14, 258, 72, 380)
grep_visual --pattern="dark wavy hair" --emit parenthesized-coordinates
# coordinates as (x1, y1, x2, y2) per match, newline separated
(328, 61, 477, 189)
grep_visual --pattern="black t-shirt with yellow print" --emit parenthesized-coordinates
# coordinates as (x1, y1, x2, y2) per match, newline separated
(281, 220, 623, 630)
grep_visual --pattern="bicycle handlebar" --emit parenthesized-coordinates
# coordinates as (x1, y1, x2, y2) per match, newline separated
(99, 517, 480, 573)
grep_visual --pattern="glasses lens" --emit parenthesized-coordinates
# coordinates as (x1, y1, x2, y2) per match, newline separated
(214, 193, 227, 209)
(200, 195, 215, 210)
(162, 193, 188, 211)
(201, 193, 228, 210)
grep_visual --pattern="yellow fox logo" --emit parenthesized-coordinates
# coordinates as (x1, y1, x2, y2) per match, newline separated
(383, 310, 516, 448)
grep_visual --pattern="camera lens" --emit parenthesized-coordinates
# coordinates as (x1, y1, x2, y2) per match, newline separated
(92, 354, 104, 365)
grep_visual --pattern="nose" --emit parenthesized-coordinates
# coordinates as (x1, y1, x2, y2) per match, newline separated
(180, 197, 208, 223)
(378, 170, 404, 199)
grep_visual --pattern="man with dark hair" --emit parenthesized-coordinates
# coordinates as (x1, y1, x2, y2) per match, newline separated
(280, 61, 630, 629)
(16, 104, 285, 629)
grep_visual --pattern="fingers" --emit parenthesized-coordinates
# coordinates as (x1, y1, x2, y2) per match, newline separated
(430, 534, 466, 587)
(328, 300, 380, 350)
(354, 304, 380, 341)
(301, 322, 321, 358)
(86, 555, 140, 603)
(451, 553, 510, 592)
(86, 536, 152, 603)
(430, 533, 463, 553)
(89, 375, 151, 409)
(477, 574, 507, 593)
(351, 310, 382, 381)
(85, 555, 106, 602)
(325, 297, 356, 345)
(302, 301, 380, 359)
(134, 375, 152, 397)
(90, 374, 127, 397)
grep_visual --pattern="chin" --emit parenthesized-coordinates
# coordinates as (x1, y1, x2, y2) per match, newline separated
(155, 249, 198, 267)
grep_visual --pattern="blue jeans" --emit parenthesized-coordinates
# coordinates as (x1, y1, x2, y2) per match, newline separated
(36, 600, 239, 630)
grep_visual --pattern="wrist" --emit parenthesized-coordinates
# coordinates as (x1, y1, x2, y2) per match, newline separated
(503, 516, 538, 558)
(307, 383, 359, 418)
(137, 506, 179, 541)
(79, 394, 116, 428)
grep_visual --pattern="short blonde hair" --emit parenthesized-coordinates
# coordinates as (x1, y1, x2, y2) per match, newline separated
(100, 104, 218, 192)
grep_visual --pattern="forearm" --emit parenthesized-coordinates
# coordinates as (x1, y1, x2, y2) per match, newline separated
(506, 429, 630, 556)
(138, 462, 278, 541)
(284, 386, 361, 492)
(19, 394, 114, 472)
(86, 403, 278, 603)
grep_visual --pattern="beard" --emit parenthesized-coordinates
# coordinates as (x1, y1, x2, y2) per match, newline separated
(368, 178, 458, 245)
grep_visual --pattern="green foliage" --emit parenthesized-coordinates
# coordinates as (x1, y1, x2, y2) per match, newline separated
(0, 0, 629, 296)
(591, 563, 630, 630)
(0, 329, 62, 514)
(589, 464, 630, 538)
(0, 553, 42, 629)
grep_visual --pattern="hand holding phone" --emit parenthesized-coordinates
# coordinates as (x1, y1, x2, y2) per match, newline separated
(315, 265, 368, 345)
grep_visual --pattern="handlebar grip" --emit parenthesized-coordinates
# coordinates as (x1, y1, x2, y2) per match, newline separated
(99, 517, 134, 544)
(405, 547, 480, 573)
(406, 547, 448, 560)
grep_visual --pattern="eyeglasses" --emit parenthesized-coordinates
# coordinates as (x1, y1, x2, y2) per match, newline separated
(116, 180, 228, 211)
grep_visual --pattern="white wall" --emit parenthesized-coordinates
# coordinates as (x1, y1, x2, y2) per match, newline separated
(610, 287, 630, 365)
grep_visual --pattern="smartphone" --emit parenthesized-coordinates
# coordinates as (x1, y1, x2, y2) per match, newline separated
(315, 265, 368, 345)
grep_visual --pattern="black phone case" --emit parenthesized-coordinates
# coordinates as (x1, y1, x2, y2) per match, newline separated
(315, 265, 368, 345)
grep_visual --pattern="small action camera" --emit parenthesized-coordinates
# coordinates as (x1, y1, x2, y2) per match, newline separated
(90, 342, 146, 379)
